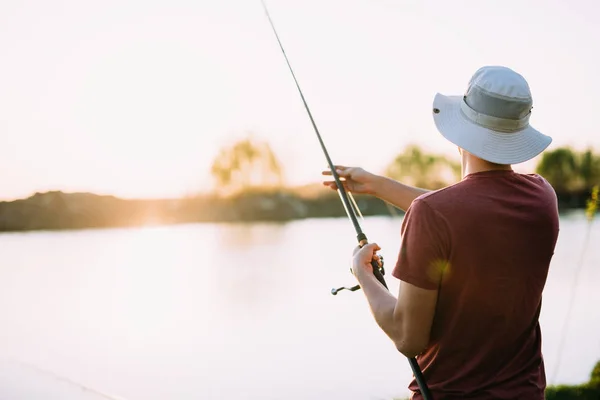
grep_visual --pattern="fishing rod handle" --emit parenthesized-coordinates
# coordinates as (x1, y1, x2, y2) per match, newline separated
(371, 259, 387, 289)
(357, 234, 388, 290)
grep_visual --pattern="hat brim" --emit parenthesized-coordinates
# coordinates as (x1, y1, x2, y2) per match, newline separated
(432, 94, 552, 164)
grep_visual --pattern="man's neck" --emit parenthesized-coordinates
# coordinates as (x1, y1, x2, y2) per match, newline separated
(462, 156, 512, 178)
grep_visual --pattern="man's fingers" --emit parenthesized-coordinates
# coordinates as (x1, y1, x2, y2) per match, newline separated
(362, 243, 381, 253)
(335, 168, 350, 178)
(322, 180, 350, 191)
(321, 165, 349, 176)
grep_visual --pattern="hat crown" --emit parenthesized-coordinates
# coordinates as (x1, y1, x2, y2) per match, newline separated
(465, 66, 533, 120)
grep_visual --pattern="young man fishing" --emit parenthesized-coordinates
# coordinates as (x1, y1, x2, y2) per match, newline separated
(323, 66, 560, 399)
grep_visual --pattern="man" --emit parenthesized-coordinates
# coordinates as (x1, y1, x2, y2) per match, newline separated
(323, 66, 560, 399)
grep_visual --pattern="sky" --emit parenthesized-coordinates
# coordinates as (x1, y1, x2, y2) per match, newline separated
(1, 0, 599, 200)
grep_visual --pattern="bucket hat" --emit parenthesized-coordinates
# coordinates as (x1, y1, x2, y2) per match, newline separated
(432, 66, 552, 164)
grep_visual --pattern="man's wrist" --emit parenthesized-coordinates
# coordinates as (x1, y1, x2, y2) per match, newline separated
(369, 174, 387, 197)
(354, 264, 376, 284)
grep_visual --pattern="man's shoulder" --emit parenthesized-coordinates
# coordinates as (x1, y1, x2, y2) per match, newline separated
(411, 180, 467, 206)
(404, 184, 463, 223)
(411, 171, 557, 211)
(519, 173, 557, 192)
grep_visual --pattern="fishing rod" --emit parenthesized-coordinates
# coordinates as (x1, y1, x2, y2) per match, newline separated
(259, 2, 433, 399)
(259, 1, 385, 292)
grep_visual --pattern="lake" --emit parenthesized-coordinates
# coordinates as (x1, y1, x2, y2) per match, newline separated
(0, 212, 598, 400)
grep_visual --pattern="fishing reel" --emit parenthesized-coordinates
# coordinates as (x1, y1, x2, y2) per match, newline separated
(331, 254, 385, 295)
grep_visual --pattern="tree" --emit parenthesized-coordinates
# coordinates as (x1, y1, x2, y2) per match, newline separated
(385, 144, 461, 189)
(210, 135, 284, 195)
(536, 147, 578, 193)
(579, 148, 600, 189)
(535, 147, 600, 193)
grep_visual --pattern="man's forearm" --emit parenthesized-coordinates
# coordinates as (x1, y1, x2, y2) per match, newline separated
(355, 271, 401, 345)
(370, 176, 430, 212)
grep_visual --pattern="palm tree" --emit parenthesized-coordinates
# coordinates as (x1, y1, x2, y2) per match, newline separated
(210, 135, 284, 195)
(385, 144, 461, 189)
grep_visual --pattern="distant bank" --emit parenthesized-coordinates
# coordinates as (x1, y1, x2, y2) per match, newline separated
(0, 185, 594, 233)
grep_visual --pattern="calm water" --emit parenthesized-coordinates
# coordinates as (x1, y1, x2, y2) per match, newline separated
(0, 212, 598, 400)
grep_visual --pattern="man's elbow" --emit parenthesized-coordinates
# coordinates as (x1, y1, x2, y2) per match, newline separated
(394, 338, 428, 358)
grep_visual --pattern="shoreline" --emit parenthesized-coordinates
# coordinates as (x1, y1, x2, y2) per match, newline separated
(0, 187, 594, 234)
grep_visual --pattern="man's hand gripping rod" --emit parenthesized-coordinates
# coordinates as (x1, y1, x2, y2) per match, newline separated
(330, 191, 385, 295)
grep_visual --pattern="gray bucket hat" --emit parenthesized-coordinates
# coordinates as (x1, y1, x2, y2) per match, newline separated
(432, 66, 552, 164)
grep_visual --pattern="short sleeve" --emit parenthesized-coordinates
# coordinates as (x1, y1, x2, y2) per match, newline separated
(392, 198, 450, 290)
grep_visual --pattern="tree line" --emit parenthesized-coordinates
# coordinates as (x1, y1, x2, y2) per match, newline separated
(0, 136, 597, 232)
(211, 135, 600, 198)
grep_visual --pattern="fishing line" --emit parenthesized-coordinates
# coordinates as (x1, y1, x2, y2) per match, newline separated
(3, 357, 128, 400)
(550, 212, 596, 383)
(348, 192, 365, 221)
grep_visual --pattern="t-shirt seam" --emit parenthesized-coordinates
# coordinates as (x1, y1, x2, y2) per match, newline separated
(404, 197, 453, 289)
(419, 199, 453, 288)
(417, 198, 453, 253)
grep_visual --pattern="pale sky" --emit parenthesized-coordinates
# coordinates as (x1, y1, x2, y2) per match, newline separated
(1, 0, 599, 200)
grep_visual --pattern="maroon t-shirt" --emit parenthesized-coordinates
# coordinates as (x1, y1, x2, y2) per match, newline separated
(392, 170, 560, 400)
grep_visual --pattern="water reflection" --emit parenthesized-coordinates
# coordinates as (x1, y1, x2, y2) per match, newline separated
(0, 213, 598, 400)
(212, 222, 294, 319)
(213, 221, 290, 249)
